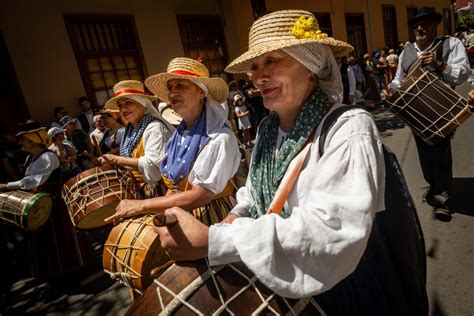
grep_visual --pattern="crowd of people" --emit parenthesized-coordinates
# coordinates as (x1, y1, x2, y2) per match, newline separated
(1, 6, 473, 315)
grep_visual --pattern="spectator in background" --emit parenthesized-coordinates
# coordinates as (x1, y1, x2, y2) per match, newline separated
(99, 110, 126, 155)
(234, 93, 253, 149)
(48, 127, 82, 182)
(77, 96, 96, 135)
(51, 106, 83, 130)
(60, 116, 96, 170)
(89, 114, 106, 150)
(338, 55, 356, 104)
(386, 52, 399, 83)
(347, 56, 365, 90)
(363, 53, 373, 67)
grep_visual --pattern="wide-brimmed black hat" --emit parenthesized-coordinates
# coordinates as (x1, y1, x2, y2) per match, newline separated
(408, 7, 442, 28)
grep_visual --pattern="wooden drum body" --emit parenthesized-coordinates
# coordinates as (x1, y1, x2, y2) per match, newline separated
(126, 259, 325, 315)
(0, 190, 52, 230)
(103, 215, 169, 293)
(386, 68, 471, 145)
(62, 166, 142, 230)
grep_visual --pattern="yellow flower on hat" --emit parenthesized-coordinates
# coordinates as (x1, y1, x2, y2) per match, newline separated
(292, 16, 328, 40)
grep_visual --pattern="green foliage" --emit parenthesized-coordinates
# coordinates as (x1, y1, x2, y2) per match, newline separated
(456, 14, 474, 32)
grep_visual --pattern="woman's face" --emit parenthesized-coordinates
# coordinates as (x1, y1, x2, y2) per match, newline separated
(249, 50, 314, 114)
(117, 98, 145, 126)
(101, 114, 116, 129)
(167, 79, 205, 117)
(54, 132, 65, 142)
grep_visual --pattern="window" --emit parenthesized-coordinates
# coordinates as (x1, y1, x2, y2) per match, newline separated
(64, 14, 147, 108)
(443, 9, 452, 35)
(382, 5, 399, 49)
(176, 15, 230, 81)
(345, 14, 367, 58)
(407, 6, 417, 43)
(314, 13, 333, 37)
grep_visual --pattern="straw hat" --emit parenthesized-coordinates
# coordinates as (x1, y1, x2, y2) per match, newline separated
(145, 57, 229, 104)
(105, 80, 157, 110)
(16, 120, 51, 146)
(225, 10, 353, 73)
(158, 102, 183, 126)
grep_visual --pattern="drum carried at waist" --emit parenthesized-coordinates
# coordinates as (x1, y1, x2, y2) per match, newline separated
(0, 190, 52, 230)
(103, 215, 170, 294)
(62, 165, 142, 230)
(385, 67, 471, 145)
(126, 259, 325, 315)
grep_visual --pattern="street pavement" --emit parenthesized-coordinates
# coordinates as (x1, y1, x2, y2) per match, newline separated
(1, 83, 473, 315)
(376, 80, 474, 315)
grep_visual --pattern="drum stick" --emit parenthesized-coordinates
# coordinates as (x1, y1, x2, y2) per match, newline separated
(92, 136, 102, 156)
(153, 213, 178, 227)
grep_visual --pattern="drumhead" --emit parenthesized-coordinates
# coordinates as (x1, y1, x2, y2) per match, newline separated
(25, 192, 53, 230)
(76, 202, 118, 229)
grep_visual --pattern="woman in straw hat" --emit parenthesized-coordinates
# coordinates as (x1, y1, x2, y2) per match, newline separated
(98, 110, 126, 155)
(97, 80, 174, 198)
(0, 120, 88, 277)
(0, 120, 60, 192)
(151, 10, 425, 315)
(104, 57, 240, 226)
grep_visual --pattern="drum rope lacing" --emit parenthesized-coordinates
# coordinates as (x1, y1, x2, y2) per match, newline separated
(386, 69, 470, 144)
(62, 168, 141, 224)
(104, 216, 152, 291)
(152, 259, 326, 315)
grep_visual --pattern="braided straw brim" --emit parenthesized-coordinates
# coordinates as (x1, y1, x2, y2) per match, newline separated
(145, 74, 229, 104)
(145, 57, 229, 104)
(225, 10, 353, 74)
(105, 94, 157, 111)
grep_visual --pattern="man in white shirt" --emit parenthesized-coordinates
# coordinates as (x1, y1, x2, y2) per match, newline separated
(386, 7, 470, 221)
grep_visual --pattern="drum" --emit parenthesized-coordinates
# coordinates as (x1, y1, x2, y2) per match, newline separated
(0, 190, 52, 230)
(103, 215, 169, 293)
(385, 67, 471, 145)
(62, 165, 142, 230)
(126, 259, 325, 315)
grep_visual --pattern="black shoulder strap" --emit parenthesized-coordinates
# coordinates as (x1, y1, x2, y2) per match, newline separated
(318, 105, 366, 157)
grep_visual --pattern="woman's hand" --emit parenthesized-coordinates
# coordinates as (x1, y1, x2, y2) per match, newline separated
(98, 154, 119, 166)
(220, 213, 238, 224)
(153, 207, 209, 261)
(104, 199, 146, 223)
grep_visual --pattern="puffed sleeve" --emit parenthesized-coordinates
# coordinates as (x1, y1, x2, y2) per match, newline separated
(138, 121, 172, 184)
(7, 152, 60, 190)
(189, 128, 240, 194)
(208, 111, 385, 298)
(442, 37, 471, 86)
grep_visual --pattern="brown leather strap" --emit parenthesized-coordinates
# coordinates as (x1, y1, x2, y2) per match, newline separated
(267, 131, 316, 215)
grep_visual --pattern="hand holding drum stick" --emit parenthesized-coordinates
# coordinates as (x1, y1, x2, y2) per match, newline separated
(153, 213, 178, 227)
(92, 135, 103, 156)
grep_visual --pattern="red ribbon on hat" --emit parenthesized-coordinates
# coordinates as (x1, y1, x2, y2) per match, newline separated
(115, 89, 147, 97)
(169, 70, 202, 77)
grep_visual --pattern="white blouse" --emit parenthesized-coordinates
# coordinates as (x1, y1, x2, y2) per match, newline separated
(188, 102, 240, 194)
(137, 120, 174, 184)
(7, 151, 60, 190)
(208, 105, 386, 298)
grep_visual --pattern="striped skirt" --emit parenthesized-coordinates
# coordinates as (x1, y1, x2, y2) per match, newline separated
(192, 195, 236, 226)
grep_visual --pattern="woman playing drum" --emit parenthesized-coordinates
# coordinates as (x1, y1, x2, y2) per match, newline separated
(149, 10, 423, 316)
(104, 58, 240, 226)
(97, 80, 174, 198)
(98, 110, 126, 155)
(0, 120, 87, 277)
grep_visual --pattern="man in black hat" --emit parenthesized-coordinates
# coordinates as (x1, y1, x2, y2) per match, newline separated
(386, 7, 471, 221)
